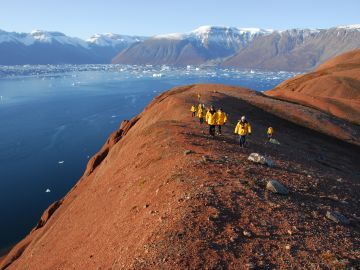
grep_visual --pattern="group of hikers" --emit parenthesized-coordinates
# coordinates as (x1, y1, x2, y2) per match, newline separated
(190, 95, 274, 148)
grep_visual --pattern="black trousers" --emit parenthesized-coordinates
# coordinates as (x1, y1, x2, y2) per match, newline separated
(192, 112, 196, 117)
(200, 117, 204, 124)
(209, 125, 215, 136)
(217, 125, 222, 134)
(239, 135, 246, 147)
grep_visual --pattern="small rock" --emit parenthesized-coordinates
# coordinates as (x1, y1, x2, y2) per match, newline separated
(266, 180, 289, 195)
(285, 245, 291, 250)
(243, 230, 252, 237)
(326, 211, 350, 225)
(269, 138, 280, 145)
(144, 203, 150, 208)
(245, 263, 255, 269)
(248, 153, 273, 166)
(184, 150, 192, 155)
(202, 155, 211, 162)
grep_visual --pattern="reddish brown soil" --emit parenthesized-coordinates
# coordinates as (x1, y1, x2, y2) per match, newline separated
(1, 84, 359, 270)
(267, 49, 360, 125)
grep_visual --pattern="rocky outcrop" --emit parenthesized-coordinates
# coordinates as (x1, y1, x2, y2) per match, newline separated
(84, 117, 140, 176)
(34, 200, 63, 230)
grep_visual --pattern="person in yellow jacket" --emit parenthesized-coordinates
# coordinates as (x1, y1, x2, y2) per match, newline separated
(215, 108, 227, 135)
(206, 106, 217, 136)
(234, 116, 252, 147)
(267, 126, 274, 142)
(197, 104, 206, 124)
(190, 105, 196, 117)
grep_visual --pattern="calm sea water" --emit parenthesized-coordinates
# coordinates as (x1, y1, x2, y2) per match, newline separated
(0, 65, 298, 251)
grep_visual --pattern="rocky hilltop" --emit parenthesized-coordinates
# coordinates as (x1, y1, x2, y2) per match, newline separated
(1, 83, 359, 269)
(267, 49, 360, 124)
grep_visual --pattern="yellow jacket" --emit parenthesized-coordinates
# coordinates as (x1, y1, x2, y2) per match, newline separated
(197, 107, 206, 118)
(206, 111, 217, 125)
(216, 111, 228, 125)
(190, 105, 196, 112)
(267, 127, 273, 135)
(234, 121, 251, 136)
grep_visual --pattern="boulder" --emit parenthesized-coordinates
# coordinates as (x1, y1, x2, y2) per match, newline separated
(266, 180, 289, 195)
(326, 211, 350, 225)
(269, 138, 280, 145)
(248, 153, 273, 166)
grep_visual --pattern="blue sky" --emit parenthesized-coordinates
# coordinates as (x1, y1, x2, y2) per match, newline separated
(0, 0, 359, 38)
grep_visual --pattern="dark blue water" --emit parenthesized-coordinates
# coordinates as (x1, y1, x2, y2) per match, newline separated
(0, 65, 298, 250)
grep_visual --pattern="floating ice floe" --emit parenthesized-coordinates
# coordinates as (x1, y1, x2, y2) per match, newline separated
(58, 160, 64, 164)
(152, 73, 163, 78)
(45, 188, 51, 193)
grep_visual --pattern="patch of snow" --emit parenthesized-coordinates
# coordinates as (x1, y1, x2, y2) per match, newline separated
(87, 33, 146, 47)
(153, 32, 186, 40)
(337, 24, 360, 31)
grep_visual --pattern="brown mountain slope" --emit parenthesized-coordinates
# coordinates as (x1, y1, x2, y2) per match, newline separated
(266, 49, 360, 124)
(222, 28, 360, 71)
(1, 84, 359, 270)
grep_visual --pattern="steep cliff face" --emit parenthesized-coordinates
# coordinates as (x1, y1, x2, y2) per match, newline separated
(1, 84, 359, 269)
(267, 49, 360, 125)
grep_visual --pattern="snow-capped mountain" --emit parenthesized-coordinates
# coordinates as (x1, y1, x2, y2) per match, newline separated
(113, 26, 274, 65)
(0, 30, 89, 48)
(222, 26, 360, 71)
(114, 25, 360, 70)
(0, 29, 147, 65)
(154, 26, 273, 48)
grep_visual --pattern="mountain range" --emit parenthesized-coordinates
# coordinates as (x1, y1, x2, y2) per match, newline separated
(0, 29, 146, 65)
(1, 25, 360, 71)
